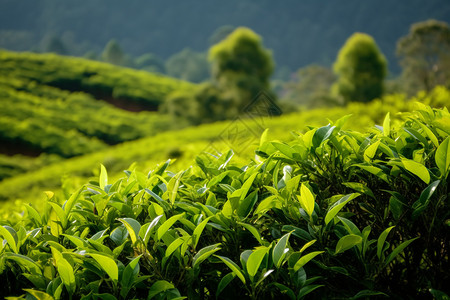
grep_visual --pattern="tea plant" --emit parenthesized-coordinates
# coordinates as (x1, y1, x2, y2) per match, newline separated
(0, 105, 448, 299)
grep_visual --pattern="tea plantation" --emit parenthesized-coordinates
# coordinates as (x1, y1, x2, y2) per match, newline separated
(0, 100, 448, 298)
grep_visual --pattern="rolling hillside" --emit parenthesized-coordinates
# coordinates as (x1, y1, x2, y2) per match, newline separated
(2, 86, 447, 212)
(0, 50, 194, 179)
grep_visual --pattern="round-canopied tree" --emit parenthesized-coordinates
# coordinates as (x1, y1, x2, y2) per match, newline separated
(209, 27, 275, 111)
(332, 33, 387, 103)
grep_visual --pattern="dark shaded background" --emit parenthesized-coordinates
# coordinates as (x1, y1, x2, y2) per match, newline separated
(0, 0, 449, 74)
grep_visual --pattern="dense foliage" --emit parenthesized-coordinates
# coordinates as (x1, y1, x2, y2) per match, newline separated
(0, 103, 448, 299)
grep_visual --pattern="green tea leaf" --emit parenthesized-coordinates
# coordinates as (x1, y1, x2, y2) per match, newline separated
(435, 136, 450, 178)
(255, 269, 275, 287)
(401, 158, 430, 184)
(272, 142, 296, 159)
(51, 247, 76, 294)
(62, 234, 89, 249)
(49, 202, 68, 229)
(239, 172, 258, 200)
(118, 218, 141, 244)
(325, 193, 360, 225)
(312, 124, 336, 149)
(110, 225, 129, 246)
(145, 188, 164, 203)
(260, 128, 270, 146)
(337, 217, 361, 236)
(237, 222, 264, 245)
(416, 122, 439, 147)
(4, 252, 42, 275)
(23, 204, 43, 226)
(147, 280, 175, 299)
(139, 215, 163, 245)
(165, 237, 185, 258)
(404, 127, 429, 147)
(298, 284, 325, 299)
(167, 170, 183, 205)
(99, 164, 108, 190)
(377, 226, 395, 259)
(273, 283, 296, 300)
(342, 182, 375, 199)
(236, 190, 258, 219)
(349, 289, 388, 299)
(192, 243, 221, 269)
(24, 289, 54, 300)
(64, 186, 84, 213)
(207, 171, 230, 188)
(90, 253, 118, 281)
(364, 140, 380, 162)
(384, 237, 419, 266)
(293, 251, 324, 272)
(216, 272, 236, 298)
(192, 216, 212, 250)
(247, 247, 269, 280)
(121, 255, 141, 294)
(411, 180, 440, 219)
(300, 239, 316, 253)
(354, 164, 389, 183)
(383, 112, 390, 136)
(155, 213, 185, 241)
(298, 183, 315, 218)
(216, 255, 246, 284)
(335, 234, 362, 254)
(254, 195, 282, 217)
(0, 225, 18, 253)
(273, 232, 291, 269)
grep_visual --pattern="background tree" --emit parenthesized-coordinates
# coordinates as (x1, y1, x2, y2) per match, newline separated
(397, 19, 450, 95)
(135, 53, 166, 73)
(41, 35, 68, 55)
(284, 64, 337, 108)
(209, 25, 235, 45)
(332, 32, 387, 103)
(209, 27, 276, 112)
(102, 39, 126, 66)
(162, 83, 228, 125)
(165, 48, 209, 83)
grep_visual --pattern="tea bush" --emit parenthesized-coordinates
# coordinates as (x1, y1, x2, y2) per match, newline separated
(0, 105, 448, 299)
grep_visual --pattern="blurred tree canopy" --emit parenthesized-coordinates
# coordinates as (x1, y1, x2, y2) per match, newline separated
(209, 27, 276, 111)
(165, 48, 210, 83)
(102, 39, 126, 66)
(135, 53, 166, 74)
(164, 27, 277, 124)
(41, 35, 68, 55)
(209, 27, 273, 90)
(209, 25, 235, 45)
(332, 32, 387, 103)
(284, 65, 336, 108)
(397, 19, 450, 95)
